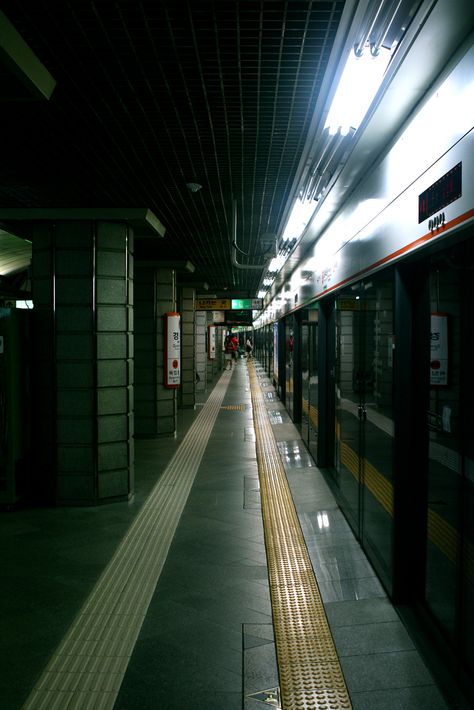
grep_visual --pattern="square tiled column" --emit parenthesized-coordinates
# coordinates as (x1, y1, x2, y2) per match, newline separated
(195, 311, 207, 391)
(32, 220, 134, 505)
(134, 265, 177, 437)
(178, 286, 196, 408)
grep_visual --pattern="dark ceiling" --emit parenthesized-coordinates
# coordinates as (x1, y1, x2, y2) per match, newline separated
(0, 0, 346, 295)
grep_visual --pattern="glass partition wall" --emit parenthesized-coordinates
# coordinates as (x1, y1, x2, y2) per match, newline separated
(334, 274, 395, 588)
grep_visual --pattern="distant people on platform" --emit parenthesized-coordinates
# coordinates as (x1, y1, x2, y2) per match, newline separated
(224, 332, 239, 370)
(246, 337, 253, 359)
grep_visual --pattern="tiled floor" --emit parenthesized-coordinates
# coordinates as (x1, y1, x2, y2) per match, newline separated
(0, 359, 467, 709)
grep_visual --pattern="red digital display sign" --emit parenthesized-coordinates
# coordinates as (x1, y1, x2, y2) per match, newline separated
(418, 162, 462, 223)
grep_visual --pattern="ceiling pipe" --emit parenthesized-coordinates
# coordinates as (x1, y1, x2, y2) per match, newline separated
(231, 199, 269, 270)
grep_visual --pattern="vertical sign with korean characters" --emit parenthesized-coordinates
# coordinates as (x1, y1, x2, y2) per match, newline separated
(164, 312, 181, 388)
(208, 325, 216, 359)
(430, 313, 448, 386)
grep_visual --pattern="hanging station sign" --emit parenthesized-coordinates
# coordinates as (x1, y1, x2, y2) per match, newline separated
(164, 312, 181, 388)
(196, 297, 262, 311)
(208, 325, 216, 359)
(231, 298, 263, 310)
(196, 298, 231, 310)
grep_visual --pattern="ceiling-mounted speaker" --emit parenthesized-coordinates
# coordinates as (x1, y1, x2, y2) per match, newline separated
(186, 182, 202, 193)
(261, 233, 277, 258)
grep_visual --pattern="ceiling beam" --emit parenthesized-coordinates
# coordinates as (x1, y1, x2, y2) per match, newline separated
(0, 9, 56, 100)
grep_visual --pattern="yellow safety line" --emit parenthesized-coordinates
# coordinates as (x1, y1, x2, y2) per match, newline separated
(310, 395, 473, 584)
(248, 361, 352, 710)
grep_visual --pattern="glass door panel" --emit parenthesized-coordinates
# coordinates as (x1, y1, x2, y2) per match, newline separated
(301, 320, 309, 443)
(425, 237, 474, 676)
(285, 316, 295, 419)
(300, 309, 319, 461)
(307, 311, 319, 463)
(335, 297, 363, 530)
(335, 275, 394, 581)
(360, 280, 394, 579)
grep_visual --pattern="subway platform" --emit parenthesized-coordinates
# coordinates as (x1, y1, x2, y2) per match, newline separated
(0, 359, 463, 709)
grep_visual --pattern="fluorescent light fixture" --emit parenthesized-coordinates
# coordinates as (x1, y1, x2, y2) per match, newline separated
(325, 45, 391, 136)
(257, 290, 267, 299)
(290, 272, 305, 291)
(282, 199, 318, 242)
(317, 512, 330, 529)
(263, 277, 274, 287)
(267, 255, 286, 274)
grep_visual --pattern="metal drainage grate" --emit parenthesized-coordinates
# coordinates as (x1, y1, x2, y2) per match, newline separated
(247, 687, 281, 707)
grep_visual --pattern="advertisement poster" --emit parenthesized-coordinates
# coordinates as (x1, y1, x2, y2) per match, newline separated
(430, 313, 448, 386)
(164, 312, 181, 388)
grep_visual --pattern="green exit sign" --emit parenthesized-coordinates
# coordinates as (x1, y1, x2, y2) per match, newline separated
(231, 298, 262, 310)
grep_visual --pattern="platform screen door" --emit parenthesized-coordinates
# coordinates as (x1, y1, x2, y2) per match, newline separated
(334, 276, 395, 585)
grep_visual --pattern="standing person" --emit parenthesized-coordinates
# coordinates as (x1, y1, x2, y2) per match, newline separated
(224, 331, 238, 370)
(230, 333, 239, 366)
(246, 337, 253, 359)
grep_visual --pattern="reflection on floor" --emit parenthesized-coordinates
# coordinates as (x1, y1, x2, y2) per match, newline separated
(0, 359, 466, 709)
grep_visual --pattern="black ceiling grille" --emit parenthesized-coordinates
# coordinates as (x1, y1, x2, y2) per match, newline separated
(0, 0, 346, 293)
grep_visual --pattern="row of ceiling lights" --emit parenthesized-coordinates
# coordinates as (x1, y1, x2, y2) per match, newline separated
(256, 0, 414, 301)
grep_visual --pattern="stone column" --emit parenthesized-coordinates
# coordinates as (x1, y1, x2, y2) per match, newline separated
(195, 311, 207, 391)
(155, 268, 177, 435)
(206, 311, 217, 383)
(134, 266, 177, 437)
(178, 286, 196, 408)
(32, 219, 134, 505)
(134, 265, 156, 437)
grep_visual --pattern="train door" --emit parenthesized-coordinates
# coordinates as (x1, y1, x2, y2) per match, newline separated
(301, 307, 319, 461)
(424, 236, 474, 680)
(334, 273, 395, 586)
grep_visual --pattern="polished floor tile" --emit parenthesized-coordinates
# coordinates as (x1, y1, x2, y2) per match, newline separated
(1, 360, 463, 709)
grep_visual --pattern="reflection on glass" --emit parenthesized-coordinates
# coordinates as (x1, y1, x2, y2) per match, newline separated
(285, 316, 295, 419)
(301, 310, 319, 461)
(334, 276, 394, 589)
(425, 239, 474, 683)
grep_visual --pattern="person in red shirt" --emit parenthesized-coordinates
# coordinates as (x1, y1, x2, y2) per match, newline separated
(224, 332, 238, 370)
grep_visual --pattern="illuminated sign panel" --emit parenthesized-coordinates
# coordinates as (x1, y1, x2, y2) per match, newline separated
(418, 162, 462, 223)
(231, 298, 263, 310)
(197, 297, 262, 311)
(164, 312, 181, 388)
(225, 310, 252, 325)
(196, 298, 231, 310)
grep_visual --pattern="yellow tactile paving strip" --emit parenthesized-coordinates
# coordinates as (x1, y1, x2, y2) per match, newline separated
(248, 362, 352, 710)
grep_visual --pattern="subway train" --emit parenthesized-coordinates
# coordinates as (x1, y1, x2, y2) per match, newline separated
(253, 25, 474, 696)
